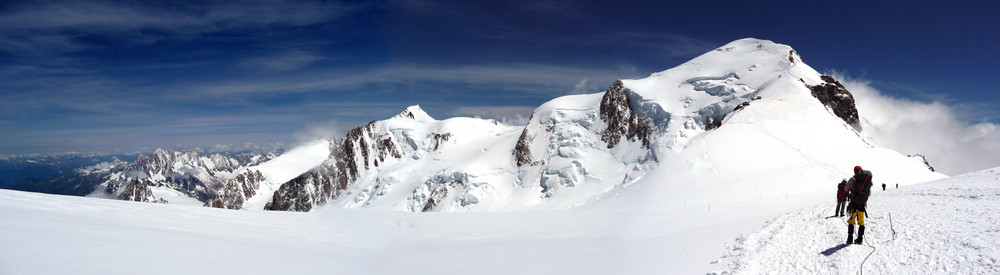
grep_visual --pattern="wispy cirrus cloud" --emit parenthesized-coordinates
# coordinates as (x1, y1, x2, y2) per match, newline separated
(240, 49, 326, 71)
(188, 63, 640, 97)
(0, 0, 358, 55)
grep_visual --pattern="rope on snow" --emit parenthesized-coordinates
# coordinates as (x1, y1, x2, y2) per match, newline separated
(841, 211, 896, 275)
(858, 212, 897, 275)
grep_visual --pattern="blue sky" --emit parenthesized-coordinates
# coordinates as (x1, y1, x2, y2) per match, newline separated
(1, 0, 998, 156)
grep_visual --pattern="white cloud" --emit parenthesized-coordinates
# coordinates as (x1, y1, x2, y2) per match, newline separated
(570, 78, 595, 94)
(834, 74, 1000, 175)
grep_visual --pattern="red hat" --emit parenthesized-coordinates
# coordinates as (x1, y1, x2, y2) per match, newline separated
(854, 166, 862, 174)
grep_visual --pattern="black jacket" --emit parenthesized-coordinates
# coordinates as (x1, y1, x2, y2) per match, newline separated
(846, 170, 873, 208)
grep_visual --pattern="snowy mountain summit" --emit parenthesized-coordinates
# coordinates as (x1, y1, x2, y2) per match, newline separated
(208, 38, 943, 212)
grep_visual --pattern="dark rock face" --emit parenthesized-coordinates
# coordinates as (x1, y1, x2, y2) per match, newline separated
(600, 80, 654, 148)
(264, 167, 330, 212)
(808, 75, 861, 131)
(513, 127, 533, 167)
(204, 170, 265, 209)
(266, 120, 405, 211)
(117, 179, 165, 203)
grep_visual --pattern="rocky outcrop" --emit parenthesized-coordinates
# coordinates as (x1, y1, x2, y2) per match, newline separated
(908, 154, 936, 172)
(420, 183, 449, 212)
(117, 179, 166, 203)
(265, 165, 335, 212)
(405, 172, 480, 212)
(600, 80, 654, 148)
(432, 133, 452, 151)
(705, 116, 723, 131)
(513, 127, 533, 167)
(788, 50, 801, 64)
(266, 120, 405, 211)
(808, 75, 861, 131)
(204, 170, 265, 209)
(732, 96, 762, 113)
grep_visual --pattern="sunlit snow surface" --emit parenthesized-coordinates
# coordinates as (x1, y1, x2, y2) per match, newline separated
(1, 167, 997, 274)
(712, 167, 1000, 274)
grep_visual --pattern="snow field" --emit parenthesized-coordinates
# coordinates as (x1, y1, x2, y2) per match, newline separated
(711, 167, 1000, 274)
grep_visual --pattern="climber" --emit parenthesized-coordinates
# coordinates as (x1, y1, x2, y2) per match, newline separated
(836, 179, 848, 217)
(882, 183, 886, 191)
(845, 165, 873, 245)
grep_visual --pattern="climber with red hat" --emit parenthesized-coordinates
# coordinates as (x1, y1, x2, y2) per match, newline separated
(844, 165, 873, 245)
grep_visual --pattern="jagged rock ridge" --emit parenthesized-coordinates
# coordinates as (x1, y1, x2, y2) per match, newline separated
(265, 120, 403, 211)
(908, 154, 937, 172)
(600, 80, 655, 148)
(807, 75, 861, 131)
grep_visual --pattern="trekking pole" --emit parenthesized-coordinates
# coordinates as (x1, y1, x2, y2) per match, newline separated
(888, 212, 896, 242)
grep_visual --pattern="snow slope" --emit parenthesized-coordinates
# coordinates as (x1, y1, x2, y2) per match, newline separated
(712, 166, 1000, 274)
(1, 167, 995, 274)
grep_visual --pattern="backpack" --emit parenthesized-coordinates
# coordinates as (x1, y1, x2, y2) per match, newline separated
(837, 181, 847, 200)
(850, 170, 873, 206)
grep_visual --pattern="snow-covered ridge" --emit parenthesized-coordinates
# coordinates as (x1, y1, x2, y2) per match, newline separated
(0, 37, 977, 274)
(222, 38, 943, 212)
(42, 38, 943, 212)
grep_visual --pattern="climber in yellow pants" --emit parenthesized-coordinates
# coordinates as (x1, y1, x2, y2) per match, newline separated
(846, 165, 872, 245)
(848, 209, 865, 226)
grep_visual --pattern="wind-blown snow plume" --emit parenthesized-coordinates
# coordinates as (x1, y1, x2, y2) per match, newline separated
(450, 106, 534, 126)
(292, 118, 345, 148)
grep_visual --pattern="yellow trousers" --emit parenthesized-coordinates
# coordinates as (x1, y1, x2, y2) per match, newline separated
(848, 211, 865, 226)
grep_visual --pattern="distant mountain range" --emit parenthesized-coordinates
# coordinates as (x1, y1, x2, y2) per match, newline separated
(0, 150, 278, 202)
(0, 153, 140, 192)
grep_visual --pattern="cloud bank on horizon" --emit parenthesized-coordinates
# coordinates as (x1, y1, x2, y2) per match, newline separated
(839, 74, 1000, 175)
